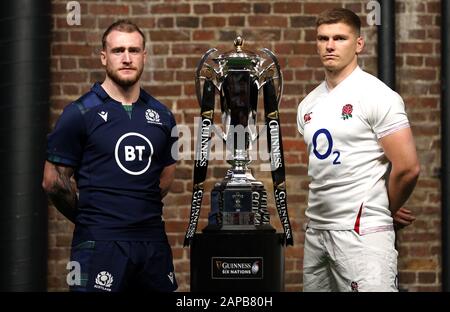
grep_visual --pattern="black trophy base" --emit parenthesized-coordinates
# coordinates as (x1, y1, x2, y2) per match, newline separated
(190, 230, 285, 292)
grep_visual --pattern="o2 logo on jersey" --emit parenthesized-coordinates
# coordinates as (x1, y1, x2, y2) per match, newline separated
(312, 128, 341, 165)
(114, 132, 154, 175)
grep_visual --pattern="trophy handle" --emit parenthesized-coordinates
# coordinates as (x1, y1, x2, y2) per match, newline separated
(195, 48, 229, 145)
(248, 48, 283, 144)
(259, 48, 283, 108)
(195, 48, 218, 107)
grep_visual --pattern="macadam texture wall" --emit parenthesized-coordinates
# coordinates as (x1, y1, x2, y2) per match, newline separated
(48, 0, 441, 291)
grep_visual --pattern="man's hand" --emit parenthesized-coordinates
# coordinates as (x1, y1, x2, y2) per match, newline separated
(393, 207, 416, 230)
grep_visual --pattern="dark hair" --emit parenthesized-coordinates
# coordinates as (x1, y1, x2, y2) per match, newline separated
(316, 8, 361, 35)
(102, 19, 145, 50)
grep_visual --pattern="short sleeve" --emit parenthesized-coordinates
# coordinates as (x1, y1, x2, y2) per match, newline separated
(163, 111, 178, 166)
(369, 91, 410, 139)
(297, 101, 305, 136)
(47, 103, 85, 167)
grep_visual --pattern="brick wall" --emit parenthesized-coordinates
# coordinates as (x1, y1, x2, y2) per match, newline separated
(395, 0, 441, 291)
(48, 0, 441, 291)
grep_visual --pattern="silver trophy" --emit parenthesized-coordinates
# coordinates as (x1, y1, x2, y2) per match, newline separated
(185, 37, 293, 245)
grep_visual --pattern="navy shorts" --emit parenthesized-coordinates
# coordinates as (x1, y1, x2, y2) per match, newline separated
(69, 240, 178, 292)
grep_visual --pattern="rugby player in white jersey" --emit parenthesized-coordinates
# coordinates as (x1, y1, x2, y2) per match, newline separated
(297, 8, 420, 292)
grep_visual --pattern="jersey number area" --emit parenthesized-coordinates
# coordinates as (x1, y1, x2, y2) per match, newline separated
(312, 128, 341, 165)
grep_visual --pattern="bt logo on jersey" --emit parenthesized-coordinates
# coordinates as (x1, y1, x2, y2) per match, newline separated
(115, 132, 154, 175)
(124, 145, 146, 161)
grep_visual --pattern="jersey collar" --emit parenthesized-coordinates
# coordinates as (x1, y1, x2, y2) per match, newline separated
(91, 82, 149, 106)
(324, 66, 362, 94)
(91, 82, 110, 101)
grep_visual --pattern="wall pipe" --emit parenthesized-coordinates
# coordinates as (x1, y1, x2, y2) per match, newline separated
(441, 0, 450, 292)
(377, 0, 396, 90)
(0, 0, 50, 291)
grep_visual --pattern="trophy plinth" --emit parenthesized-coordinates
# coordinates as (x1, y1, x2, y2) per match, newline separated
(204, 146, 271, 231)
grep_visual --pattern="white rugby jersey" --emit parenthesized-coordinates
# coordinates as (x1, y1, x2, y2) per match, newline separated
(297, 66, 410, 234)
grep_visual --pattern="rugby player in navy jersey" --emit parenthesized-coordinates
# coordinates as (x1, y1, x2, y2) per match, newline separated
(42, 20, 178, 292)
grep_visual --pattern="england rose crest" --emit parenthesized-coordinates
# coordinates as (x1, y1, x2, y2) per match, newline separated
(341, 104, 353, 120)
(304, 112, 312, 123)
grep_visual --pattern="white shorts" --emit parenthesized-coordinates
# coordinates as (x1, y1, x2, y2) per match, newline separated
(303, 228, 398, 292)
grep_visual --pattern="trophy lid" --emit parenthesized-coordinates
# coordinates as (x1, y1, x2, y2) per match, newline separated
(214, 36, 260, 69)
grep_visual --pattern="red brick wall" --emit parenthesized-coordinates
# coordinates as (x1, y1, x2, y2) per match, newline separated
(395, 0, 441, 291)
(48, 0, 441, 291)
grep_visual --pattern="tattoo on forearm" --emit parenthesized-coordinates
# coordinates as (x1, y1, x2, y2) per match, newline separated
(48, 167, 77, 222)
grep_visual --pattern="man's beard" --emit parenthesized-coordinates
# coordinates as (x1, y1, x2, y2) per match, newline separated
(106, 65, 144, 88)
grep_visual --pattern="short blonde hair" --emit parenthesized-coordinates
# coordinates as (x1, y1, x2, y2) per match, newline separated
(102, 19, 145, 50)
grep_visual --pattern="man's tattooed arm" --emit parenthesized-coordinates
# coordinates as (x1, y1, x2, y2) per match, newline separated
(42, 161, 77, 223)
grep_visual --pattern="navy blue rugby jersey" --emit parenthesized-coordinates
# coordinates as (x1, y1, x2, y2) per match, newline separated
(47, 83, 178, 242)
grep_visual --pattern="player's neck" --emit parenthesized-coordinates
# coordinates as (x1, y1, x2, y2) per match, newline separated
(324, 62, 358, 90)
(101, 78, 140, 105)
